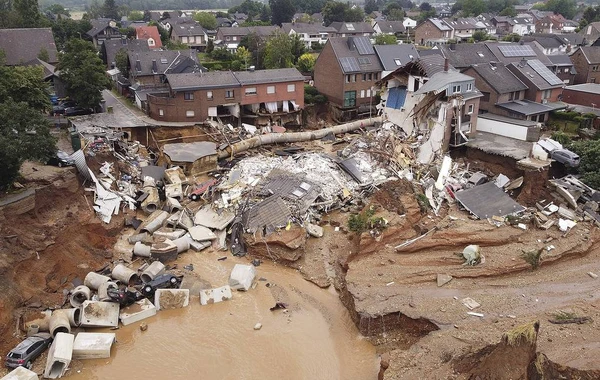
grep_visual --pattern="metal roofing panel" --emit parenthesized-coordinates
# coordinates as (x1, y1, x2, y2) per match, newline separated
(454, 182, 525, 219)
(527, 59, 563, 86)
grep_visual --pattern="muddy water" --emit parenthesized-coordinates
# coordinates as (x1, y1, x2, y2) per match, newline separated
(69, 251, 378, 380)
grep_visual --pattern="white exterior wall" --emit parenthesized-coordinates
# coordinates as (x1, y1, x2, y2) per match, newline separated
(477, 117, 530, 140)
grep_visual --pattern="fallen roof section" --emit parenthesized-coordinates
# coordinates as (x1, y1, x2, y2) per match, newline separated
(454, 181, 525, 219)
(163, 141, 217, 162)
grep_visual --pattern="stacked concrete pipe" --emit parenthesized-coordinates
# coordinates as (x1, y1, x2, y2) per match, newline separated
(70, 285, 91, 308)
(141, 261, 166, 283)
(84, 272, 111, 290)
(49, 310, 71, 337)
(111, 264, 139, 285)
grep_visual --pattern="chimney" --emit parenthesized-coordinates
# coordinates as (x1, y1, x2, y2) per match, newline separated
(520, 57, 527, 67)
(444, 58, 449, 72)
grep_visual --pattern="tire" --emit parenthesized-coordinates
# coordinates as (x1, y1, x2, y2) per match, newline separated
(144, 286, 152, 294)
(190, 194, 199, 201)
(169, 277, 178, 285)
(25, 361, 32, 369)
(58, 162, 63, 168)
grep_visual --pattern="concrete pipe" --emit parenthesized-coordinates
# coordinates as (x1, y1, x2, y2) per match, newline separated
(141, 187, 160, 214)
(112, 264, 139, 285)
(165, 197, 182, 213)
(61, 308, 82, 327)
(98, 281, 118, 302)
(172, 236, 190, 254)
(141, 261, 166, 283)
(84, 272, 111, 290)
(128, 232, 150, 244)
(49, 310, 71, 338)
(139, 210, 169, 233)
(70, 285, 91, 308)
(27, 324, 39, 337)
(133, 242, 152, 258)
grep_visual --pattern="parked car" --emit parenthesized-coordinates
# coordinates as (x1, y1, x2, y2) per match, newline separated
(47, 151, 74, 167)
(551, 149, 580, 167)
(189, 178, 217, 201)
(50, 101, 76, 116)
(5, 333, 52, 369)
(141, 274, 181, 297)
(64, 106, 93, 117)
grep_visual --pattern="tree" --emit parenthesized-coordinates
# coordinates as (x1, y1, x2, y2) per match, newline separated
(502, 33, 521, 42)
(387, 8, 404, 21)
(229, 0, 264, 19)
(240, 32, 266, 69)
(38, 48, 49, 62)
(206, 39, 214, 54)
(269, 0, 295, 26)
(58, 39, 110, 110)
(0, 65, 51, 111)
(419, 2, 432, 12)
(418, 9, 436, 22)
(375, 34, 398, 44)
(460, 0, 487, 16)
(295, 0, 326, 14)
(364, 0, 378, 14)
(345, 7, 365, 22)
(194, 12, 217, 29)
(14, 0, 41, 27)
(264, 32, 295, 69)
(128, 10, 143, 21)
(569, 140, 600, 189)
(46, 3, 70, 17)
(260, 4, 271, 22)
(0, 99, 56, 189)
(542, 0, 577, 20)
(115, 49, 129, 77)
(102, 0, 119, 19)
(472, 30, 489, 41)
(143, 10, 151, 21)
(499, 6, 516, 16)
(235, 46, 252, 69)
(322, 1, 348, 25)
(296, 53, 316, 73)
(52, 19, 93, 50)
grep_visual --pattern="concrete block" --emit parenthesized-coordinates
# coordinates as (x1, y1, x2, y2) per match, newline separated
(154, 289, 190, 310)
(306, 223, 324, 238)
(229, 264, 256, 291)
(188, 226, 217, 241)
(72, 333, 115, 359)
(200, 285, 232, 305)
(43, 332, 74, 379)
(120, 299, 157, 326)
(80, 301, 119, 328)
(1, 366, 38, 380)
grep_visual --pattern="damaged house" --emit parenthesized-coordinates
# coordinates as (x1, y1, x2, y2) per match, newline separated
(377, 55, 482, 163)
(147, 68, 304, 126)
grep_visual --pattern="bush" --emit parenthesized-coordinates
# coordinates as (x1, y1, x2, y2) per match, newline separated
(552, 110, 580, 121)
(348, 206, 376, 233)
(551, 131, 572, 145)
(521, 248, 543, 270)
(304, 85, 327, 105)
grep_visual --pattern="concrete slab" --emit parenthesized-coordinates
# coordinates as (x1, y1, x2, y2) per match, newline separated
(229, 264, 256, 291)
(188, 226, 217, 241)
(154, 289, 190, 310)
(454, 182, 526, 219)
(43, 332, 74, 379)
(119, 299, 157, 326)
(1, 366, 38, 380)
(80, 301, 119, 328)
(72, 333, 115, 359)
(200, 285, 233, 305)
(194, 206, 235, 230)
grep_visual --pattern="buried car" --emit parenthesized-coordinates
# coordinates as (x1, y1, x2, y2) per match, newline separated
(141, 274, 181, 298)
(550, 149, 580, 167)
(5, 333, 53, 369)
(47, 151, 74, 167)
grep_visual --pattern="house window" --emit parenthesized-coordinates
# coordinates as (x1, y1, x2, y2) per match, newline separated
(267, 86, 275, 94)
(159, 109, 164, 116)
(184, 92, 194, 101)
(564, 68, 569, 73)
(343, 91, 356, 107)
(226, 36, 231, 41)
(366, 89, 371, 97)
(360, 90, 365, 98)
(452, 85, 461, 93)
(186, 110, 195, 117)
(207, 91, 213, 100)
(351, 74, 356, 82)
(362, 73, 367, 81)
(466, 83, 473, 91)
(542, 89, 551, 99)
(233, 36, 237, 41)
(245, 87, 257, 95)
(538, 114, 545, 122)
(368, 73, 372, 80)
(593, 66, 598, 72)
(182, 36, 188, 43)
(394, 59, 402, 65)
(226, 90, 234, 98)
(374, 73, 379, 80)
(467, 104, 474, 114)
(287, 84, 295, 92)
(346, 75, 350, 83)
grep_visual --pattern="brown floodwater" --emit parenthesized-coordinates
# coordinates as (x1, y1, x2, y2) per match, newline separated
(67, 250, 378, 380)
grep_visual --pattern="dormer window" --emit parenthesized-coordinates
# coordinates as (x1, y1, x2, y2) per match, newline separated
(452, 85, 461, 93)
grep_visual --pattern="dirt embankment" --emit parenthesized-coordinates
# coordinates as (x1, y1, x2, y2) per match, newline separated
(0, 168, 123, 354)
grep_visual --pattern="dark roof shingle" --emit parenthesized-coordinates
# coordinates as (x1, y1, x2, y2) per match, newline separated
(469, 63, 527, 94)
(0, 28, 59, 65)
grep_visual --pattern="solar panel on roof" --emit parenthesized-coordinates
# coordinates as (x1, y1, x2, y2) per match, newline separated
(339, 57, 360, 73)
(498, 45, 536, 57)
(528, 59, 563, 86)
(354, 37, 374, 55)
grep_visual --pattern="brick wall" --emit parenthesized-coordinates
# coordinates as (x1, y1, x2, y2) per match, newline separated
(240, 81, 305, 107)
(314, 42, 344, 106)
(414, 20, 445, 45)
(562, 88, 600, 107)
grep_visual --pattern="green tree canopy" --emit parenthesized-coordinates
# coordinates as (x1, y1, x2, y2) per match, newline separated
(569, 140, 600, 189)
(58, 39, 110, 110)
(541, 0, 577, 20)
(115, 49, 129, 77)
(0, 65, 51, 111)
(294, 0, 326, 14)
(364, 0, 378, 14)
(14, 0, 42, 27)
(323, 1, 364, 24)
(229, 0, 264, 19)
(0, 99, 56, 189)
(375, 34, 398, 44)
(269, 0, 296, 26)
(263, 32, 295, 69)
(499, 6, 516, 16)
(194, 12, 218, 29)
(102, 0, 119, 19)
(52, 19, 93, 50)
(296, 52, 316, 73)
(128, 10, 143, 21)
(239, 32, 266, 68)
(46, 3, 70, 17)
(419, 2, 432, 11)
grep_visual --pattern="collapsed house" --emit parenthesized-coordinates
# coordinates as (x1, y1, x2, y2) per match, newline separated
(376, 55, 482, 164)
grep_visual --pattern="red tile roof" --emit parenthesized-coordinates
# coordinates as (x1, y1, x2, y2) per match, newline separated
(135, 26, 162, 49)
